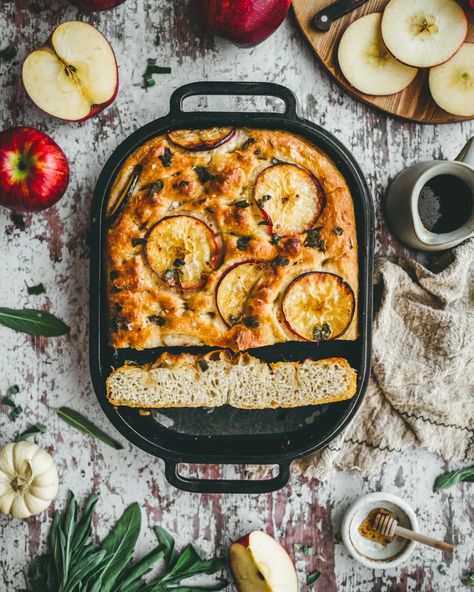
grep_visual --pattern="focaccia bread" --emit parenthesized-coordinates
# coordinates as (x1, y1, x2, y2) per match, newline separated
(107, 127, 358, 351)
(106, 350, 358, 409)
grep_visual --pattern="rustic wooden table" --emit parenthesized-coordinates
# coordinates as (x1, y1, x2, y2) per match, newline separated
(1, 1, 473, 591)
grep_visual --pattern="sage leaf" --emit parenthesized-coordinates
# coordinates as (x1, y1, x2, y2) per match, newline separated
(307, 569, 321, 585)
(97, 502, 142, 592)
(16, 423, 47, 441)
(115, 544, 165, 591)
(154, 526, 178, 568)
(51, 406, 124, 450)
(0, 307, 69, 336)
(169, 584, 229, 591)
(27, 283, 46, 295)
(463, 572, 474, 586)
(433, 466, 474, 491)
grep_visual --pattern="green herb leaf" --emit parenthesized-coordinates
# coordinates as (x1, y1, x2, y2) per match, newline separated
(433, 466, 474, 491)
(148, 314, 166, 326)
(116, 544, 165, 591)
(257, 194, 272, 207)
(271, 233, 281, 245)
(463, 572, 474, 587)
(236, 236, 251, 251)
(303, 545, 313, 554)
(194, 166, 216, 184)
(51, 406, 124, 450)
(27, 283, 46, 295)
(143, 58, 171, 88)
(234, 200, 250, 208)
(438, 564, 447, 575)
(243, 316, 259, 328)
(141, 180, 164, 196)
(8, 384, 19, 395)
(159, 147, 173, 168)
(271, 256, 289, 266)
(332, 226, 344, 235)
(0, 45, 17, 61)
(97, 503, 142, 592)
(9, 405, 23, 421)
(241, 138, 255, 150)
(0, 307, 69, 336)
(16, 424, 47, 441)
(2, 395, 15, 407)
(307, 569, 321, 585)
(154, 526, 178, 568)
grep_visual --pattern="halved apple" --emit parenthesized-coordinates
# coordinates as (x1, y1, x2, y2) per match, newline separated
(338, 13, 418, 95)
(216, 261, 272, 326)
(145, 215, 219, 289)
(429, 43, 474, 117)
(381, 0, 467, 68)
(253, 164, 324, 235)
(282, 272, 355, 341)
(22, 21, 118, 121)
(230, 531, 298, 592)
(167, 127, 235, 151)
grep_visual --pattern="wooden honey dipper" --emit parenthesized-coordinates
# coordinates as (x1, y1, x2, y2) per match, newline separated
(373, 511, 455, 555)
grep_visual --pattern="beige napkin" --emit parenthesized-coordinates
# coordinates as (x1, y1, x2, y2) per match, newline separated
(298, 239, 474, 480)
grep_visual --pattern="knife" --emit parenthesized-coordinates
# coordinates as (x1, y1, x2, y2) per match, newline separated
(313, 0, 370, 32)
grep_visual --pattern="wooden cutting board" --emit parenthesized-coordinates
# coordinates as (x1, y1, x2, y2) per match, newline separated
(292, 0, 474, 124)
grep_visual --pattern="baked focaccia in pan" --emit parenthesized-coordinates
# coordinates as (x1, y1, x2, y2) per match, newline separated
(107, 127, 358, 351)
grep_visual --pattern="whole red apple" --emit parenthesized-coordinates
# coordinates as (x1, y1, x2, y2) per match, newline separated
(194, 0, 291, 47)
(0, 127, 69, 212)
(66, 0, 127, 11)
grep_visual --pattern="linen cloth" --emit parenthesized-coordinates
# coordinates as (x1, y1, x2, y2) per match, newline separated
(298, 239, 474, 480)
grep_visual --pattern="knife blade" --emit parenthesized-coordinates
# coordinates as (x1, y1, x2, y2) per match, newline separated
(313, 0, 370, 32)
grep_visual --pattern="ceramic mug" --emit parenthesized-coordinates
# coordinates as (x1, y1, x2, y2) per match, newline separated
(385, 137, 474, 251)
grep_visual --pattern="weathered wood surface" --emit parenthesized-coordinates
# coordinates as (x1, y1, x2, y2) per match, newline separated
(0, 1, 473, 591)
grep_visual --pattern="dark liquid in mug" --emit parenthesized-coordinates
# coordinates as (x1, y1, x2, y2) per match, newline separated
(418, 174, 472, 234)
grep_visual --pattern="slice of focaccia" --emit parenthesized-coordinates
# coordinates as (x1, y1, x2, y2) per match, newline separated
(106, 351, 357, 409)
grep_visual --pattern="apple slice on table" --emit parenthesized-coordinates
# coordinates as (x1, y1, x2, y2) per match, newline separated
(145, 215, 219, 290)
(216, 261, 272, 326)
(282, 272, 355, 342)
(0, 127, 69, 213)
(338, 13, 418, 95)
(381, 0, 467, 68)
(253, 164, 324, 235)
(22, 21, 118, 121)
(168, 127, 235, 151)
(230, 531, 298, 592)
(429, 43, 474, 117)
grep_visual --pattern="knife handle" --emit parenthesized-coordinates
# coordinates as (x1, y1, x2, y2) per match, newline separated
(313, 0, 367, 32)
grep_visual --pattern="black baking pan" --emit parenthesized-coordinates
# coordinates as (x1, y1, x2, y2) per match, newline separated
(90, 81, 374, 494)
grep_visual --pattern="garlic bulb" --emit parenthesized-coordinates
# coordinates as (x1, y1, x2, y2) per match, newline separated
(0, 441, 59, 519)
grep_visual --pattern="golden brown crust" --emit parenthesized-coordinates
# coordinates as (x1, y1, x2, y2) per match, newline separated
(107, 128, 358, 350)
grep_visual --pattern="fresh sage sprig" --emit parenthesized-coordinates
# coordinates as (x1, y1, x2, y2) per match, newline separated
(0, 307, 69, 336)
(463, 572, 474, 587)
(51, 406, 124, 450)
(16, 424, 47, 441)
(433, 466, 474, 491)
(30, 492, 228, 592)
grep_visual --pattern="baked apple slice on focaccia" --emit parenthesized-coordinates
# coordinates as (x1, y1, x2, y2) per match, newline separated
(145, 215, 219, 289)
(282, 271, 355, 341)
(167, 127, 235, 151)
(216, 260, 273, 326)
(253, 163, 325, 235)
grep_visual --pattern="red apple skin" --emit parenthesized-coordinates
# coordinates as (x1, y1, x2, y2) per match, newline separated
(0, 127, 69, 213)
(193, 0, 291, 47)
(67, 0, 127, 11)
(236, 533, 251, 547)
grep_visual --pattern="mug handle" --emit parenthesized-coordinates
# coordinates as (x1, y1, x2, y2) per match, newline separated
(456, 137, 474, 167)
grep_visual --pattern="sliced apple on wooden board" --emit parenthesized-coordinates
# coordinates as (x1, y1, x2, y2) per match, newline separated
(253, 164, 324, 235)
(282, 272, 355, 342)
(22, 21, 118, 121)
(338, 13, 418, 95)
(216, 261, 272, 326)
(230, 531, 298, 592)
(429, 43, 474, 116)
(381, 0, 467, 68)
(168, 127, 235, 151)
(146, 215, 219, 289)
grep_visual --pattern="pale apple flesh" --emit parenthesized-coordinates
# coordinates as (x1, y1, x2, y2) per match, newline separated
(338, 13, 418, 96)
(230, 531, 298, 592)
(381, 0, 467, 68)
(22, 21, 118, 121)
(429, 43, 474, 117)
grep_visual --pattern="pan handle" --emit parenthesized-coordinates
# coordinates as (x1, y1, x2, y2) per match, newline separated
(164, 460, 291, 494)
(169, 81, 298, 118)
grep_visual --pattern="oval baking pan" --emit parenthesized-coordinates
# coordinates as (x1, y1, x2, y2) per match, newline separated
(90, 81, 374, 494)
